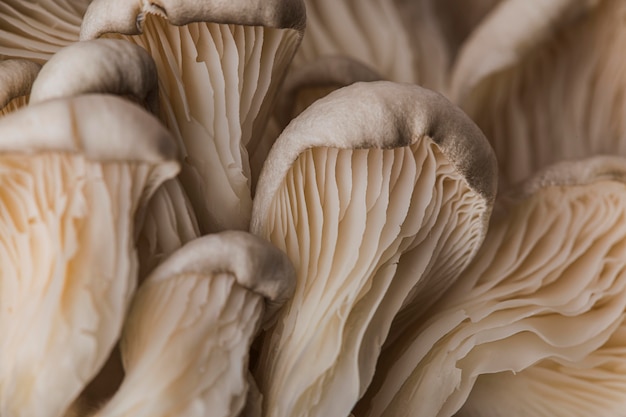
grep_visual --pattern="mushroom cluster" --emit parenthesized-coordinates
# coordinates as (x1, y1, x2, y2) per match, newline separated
(1, 1, 626, 417)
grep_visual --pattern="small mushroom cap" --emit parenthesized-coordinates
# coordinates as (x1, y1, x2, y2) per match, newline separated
(0, 94, 177, 165)
(80, 0, 306, 40)
(148, 231, 295, 311)
(30, 39, 159, 114)
(0, 59, 41, 109)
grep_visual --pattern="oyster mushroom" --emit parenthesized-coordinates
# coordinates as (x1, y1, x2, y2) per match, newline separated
(251, 81, 496, 417)
(0, 59, 40, 115)
(92, 231, 295, 417)
(25, 37, 201, 279)
(0, 95, 179, 417)
(80, 0, 306, 233)
(358, 156, 626, 417)
(449, 0, 620, 187)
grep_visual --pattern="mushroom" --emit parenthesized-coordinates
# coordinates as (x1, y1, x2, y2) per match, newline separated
(91, 231, 295, 417)
(79, 0, 306, 233)
(24, 37, 201, 280)
(448, 0, 619, 188)
(0, 94, 179, 417)
(0, 0, 88, 63)
(357, 156, 626, 417)
(0, 59, 40, 115)
(251, 81, 497, 417)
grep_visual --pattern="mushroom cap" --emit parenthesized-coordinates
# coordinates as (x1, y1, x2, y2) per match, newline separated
(0, 94, 177, 165)
(80, 0, 306, 40)
(252, 81, 497, 234)
(30, 39, 159, 114)
(148, 231, 295, 309)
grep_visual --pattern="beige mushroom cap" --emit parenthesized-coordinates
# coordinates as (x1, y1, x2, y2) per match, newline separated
(148, 230, 295, 315)
(0, 94, 177, 165)
(80, 0, 305, 40)
(30, 39, 159, 114)
(253, 81, 497, 234)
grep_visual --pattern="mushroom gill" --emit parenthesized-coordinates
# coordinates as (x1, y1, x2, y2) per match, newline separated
(294, 0, 417, 83)
(0, 0, 88, 63)
(251, 81, 496, 417)
(0, 95, 179, 417)
(91, 231, 295, 417)
(358, 156, 626, 417)
(0, 59, 40, 116)
(80, 0, 306, 233)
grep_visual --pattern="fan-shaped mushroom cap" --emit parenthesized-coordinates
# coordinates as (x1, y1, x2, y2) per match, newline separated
(251, 81, 496, 417)
(30, 39, 159, 114)
(358, 156, 626, 417)
(0, 0, 88, 63)
(146, 230, 295, 310)
(93, 231, 295, 417)
(80, 0, 305, 39)
(449, 0, 619, 188)
(80, 0, 306, 233)
(0, 59, 40, 114)
(0, 95, 178, 417)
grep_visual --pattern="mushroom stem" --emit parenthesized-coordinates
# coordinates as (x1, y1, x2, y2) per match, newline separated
(92, 231, 295, 417)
